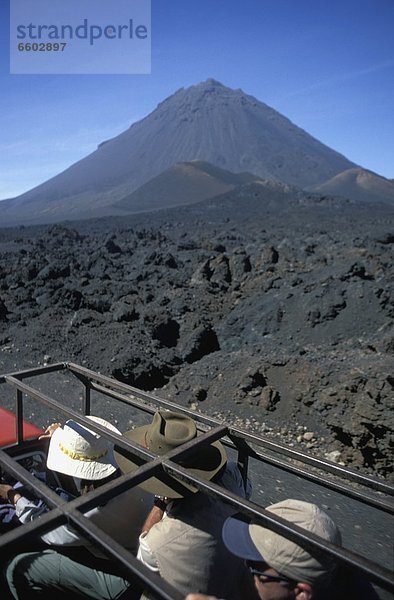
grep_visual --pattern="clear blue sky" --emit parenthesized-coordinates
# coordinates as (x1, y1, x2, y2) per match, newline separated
(1, 0, 393, 200)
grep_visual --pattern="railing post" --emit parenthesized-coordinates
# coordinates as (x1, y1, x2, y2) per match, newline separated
(83, 382, 91, 415)
(237, 450, 249, 491)
(16, 389, 23, 444)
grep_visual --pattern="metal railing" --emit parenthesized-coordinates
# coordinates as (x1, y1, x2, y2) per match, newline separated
(0, 362, 393, 598)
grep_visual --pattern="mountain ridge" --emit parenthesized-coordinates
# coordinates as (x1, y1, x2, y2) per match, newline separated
(308, 167, 394, 204)
(1, 78, 360, 225)
(112, 160, 263, 213)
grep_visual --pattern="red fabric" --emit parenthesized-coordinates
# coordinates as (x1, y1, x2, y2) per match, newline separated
(0, 408, 43, 446)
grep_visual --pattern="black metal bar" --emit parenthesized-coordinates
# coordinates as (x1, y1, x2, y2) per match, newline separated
(90, 379, 394, 513)
(3, 376, 153, 459)
(68, 426, 229, 513)
(90, 380, 159, 414)
(0, 449, 69, 509)
(162, 461, 394, 591)
(0, 458, 159, 552)
(69, 362, 224, 427)
(55, 509, 184, 600)
(0, 453, 165, 552)
(90, 376, 393, 505)
(4, 361, 393, 495)
(8, 369, 392, 510)
(0, 362, 392, 596)
(4, 376, 228, 477)
(227, 428, 393, 494)
(0, 427, 234, 549)
(16, 389, 23, 445)
(0, 506, 67, 552)
(0, 362, 66, 384)
(0, 450, 70, 552)
(249, 447, 394, 514)
(226, 433, 394, 513)
(3, 367, 394, 512)
(0, 426, 230, 522)
(5, 375, 96, 424)
(84, 383, 91, 415)
(234, 437, 250, 491)
(67, 363, 392, 494)
(68, 369, 93, 414)
(14, 421, 384, 597)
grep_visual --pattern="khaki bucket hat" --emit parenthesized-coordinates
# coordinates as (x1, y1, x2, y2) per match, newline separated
(114, 410, 227, 498)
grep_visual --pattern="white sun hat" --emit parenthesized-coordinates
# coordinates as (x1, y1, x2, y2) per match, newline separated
(46, 416, 121, 480)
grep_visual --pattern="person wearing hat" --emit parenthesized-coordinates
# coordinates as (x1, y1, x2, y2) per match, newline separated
(5, 416, 152, 599)
(185, 498, 380, 600)
(114, 410, 252, 600)
(220, 499, 341, 600)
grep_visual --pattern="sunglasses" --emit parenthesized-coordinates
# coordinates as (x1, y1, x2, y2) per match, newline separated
(246, 561, 296, 587)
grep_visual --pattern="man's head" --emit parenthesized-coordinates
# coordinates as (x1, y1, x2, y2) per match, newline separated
(46, 416, 121, 481)
(222, 499, 341, 600)
(114, 410, 227, 498)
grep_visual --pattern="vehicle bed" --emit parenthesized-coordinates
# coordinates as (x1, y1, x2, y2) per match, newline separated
(0, 362, 393, 599)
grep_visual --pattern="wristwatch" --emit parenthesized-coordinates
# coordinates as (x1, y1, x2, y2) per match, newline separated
(153, 495, 168, 511)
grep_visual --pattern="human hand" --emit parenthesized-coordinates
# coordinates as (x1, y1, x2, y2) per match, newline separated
(38, 422, 62, 440)
(0, 484, 22, 505)
(0, 483, 13, 502)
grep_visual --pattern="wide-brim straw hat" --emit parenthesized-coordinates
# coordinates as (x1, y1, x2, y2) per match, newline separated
(114, 410, 227, 498)
(47, 416, 121, 480)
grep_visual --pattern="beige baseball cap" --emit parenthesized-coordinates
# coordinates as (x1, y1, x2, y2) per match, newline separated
(222, 499, 342, 585)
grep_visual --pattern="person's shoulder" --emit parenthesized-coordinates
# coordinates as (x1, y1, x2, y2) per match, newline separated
(219, 461, 252, 498)
(330, 567, 381, 600)
(349, 577, 381, 600)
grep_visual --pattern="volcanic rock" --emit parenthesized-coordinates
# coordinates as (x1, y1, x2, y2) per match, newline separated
(0, 187, 393, 479)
